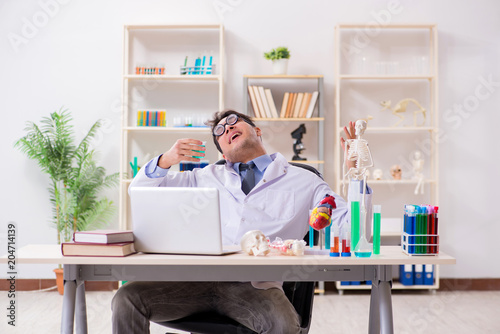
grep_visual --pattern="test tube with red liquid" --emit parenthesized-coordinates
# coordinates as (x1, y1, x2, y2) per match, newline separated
(341, 224, 351, 257)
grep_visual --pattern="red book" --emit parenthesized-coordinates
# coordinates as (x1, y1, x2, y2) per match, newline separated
(73, 230, 134, 244)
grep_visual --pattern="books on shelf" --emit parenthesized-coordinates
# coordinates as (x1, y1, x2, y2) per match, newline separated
(73, 230, 134, 243)
(248, 86, 318, 119)
(264, 89, 279, 118)
(61, 242, 136, 257)
(137, 110, 166, 127)
(305, 91, 319, 119)
(280, 92, 290, 118)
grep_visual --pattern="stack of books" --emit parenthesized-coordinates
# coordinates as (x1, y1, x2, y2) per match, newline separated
(248, 85, 319, 119)
(137, 110, 167, 127)
(61, 230, 136, 257)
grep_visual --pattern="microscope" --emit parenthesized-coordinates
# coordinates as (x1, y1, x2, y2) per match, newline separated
(291, 124, 307, 161)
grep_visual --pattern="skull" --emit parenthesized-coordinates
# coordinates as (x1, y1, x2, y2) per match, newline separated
(240, 230, 270, 256)
(354, 120, 367, 137)
(373, 168, 383, 180)
(390, 164, 402, 180)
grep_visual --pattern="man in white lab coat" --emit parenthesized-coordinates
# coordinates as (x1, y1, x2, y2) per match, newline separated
(112, 110, 367, 334)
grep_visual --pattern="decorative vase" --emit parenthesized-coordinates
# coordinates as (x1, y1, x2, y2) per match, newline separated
(53, 268, 64, 295)
(272, 59, 288, 75)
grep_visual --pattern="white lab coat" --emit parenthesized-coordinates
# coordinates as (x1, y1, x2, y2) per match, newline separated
(129, 152, 352, 245)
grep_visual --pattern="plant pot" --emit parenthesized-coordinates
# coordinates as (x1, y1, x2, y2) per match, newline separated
(272, 59, 288, 75)
(53, 268, 64, 295)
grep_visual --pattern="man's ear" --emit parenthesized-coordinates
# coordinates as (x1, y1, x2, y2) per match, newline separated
(255, 127, 262, 137)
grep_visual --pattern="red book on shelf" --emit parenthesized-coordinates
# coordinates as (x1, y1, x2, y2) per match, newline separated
(73, 230, 134, 244)
(61, 242, 136, 257)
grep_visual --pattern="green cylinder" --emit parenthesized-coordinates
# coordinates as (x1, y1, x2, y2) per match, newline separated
(373, 205, 381, 255)
(351, 201, 360, 252)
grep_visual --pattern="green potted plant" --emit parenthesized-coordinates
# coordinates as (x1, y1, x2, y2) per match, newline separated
(14, 108, 119, 294)
(264, 46, 290, 75)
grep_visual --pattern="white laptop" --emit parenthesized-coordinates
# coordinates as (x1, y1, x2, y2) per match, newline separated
(130, 187, 239, 255)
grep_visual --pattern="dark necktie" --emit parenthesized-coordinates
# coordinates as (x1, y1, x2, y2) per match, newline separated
(239, 162, 256, 195)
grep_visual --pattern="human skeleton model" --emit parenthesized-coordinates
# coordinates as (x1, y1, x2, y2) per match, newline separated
(412, 151, 425, 195)
(380, 99, 426, 127)
(343, 120, 373, 250)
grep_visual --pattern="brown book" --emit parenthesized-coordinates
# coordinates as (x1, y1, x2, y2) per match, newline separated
(248, 85, 262, 118)
(299, 93, 313, 118)
(280, 92, 290, 118)
(293, 93, 304, 118)
(61, 242, 136, 257)
(286, 93, 297, 118)
(73, 229, 134, 244)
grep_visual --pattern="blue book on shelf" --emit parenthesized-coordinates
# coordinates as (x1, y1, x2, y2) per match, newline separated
(400, 264, 414, 286)
(414, 264, 424, 285)
(424, 264, 434, 285)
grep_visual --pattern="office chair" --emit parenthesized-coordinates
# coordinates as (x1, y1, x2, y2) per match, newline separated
(156, 160, 322, 334)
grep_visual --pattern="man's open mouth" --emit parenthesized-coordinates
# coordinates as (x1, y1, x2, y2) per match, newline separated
(229, 132, 241, 144)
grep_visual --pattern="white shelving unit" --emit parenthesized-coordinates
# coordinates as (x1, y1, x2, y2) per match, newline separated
(243, 75, 324, 174)
(334, 24, 439, 291)
(120, 24, 225, 230)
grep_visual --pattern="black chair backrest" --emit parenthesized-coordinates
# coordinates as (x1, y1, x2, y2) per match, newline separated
(215, 159, 323, 180)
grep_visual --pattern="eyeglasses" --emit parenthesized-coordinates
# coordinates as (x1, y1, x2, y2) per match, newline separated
(213, 114, 239, 136)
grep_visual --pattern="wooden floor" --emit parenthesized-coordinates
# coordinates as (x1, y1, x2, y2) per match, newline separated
(1, 289, 499, 333)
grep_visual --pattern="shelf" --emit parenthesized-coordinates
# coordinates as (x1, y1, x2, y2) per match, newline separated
(125, 24, 222, 30)
(337, 179, 436, 185)
(339, 75, 434, 80)
(368, 179, 436, 185)
(243, 75, 323, 79)
(334, 24, 440, 291)
(124, 74, 221, 81)
(338, 126, 434, 132)
(123, 127, 210, 132)
(337, 281, 438, 291)
(255, 117, 324, 122)
(120, 24, 225, 230)
(243, 75, 324, 176)
(336, 23, 436, 29)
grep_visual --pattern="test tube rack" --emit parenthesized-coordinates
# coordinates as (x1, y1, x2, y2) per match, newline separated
(401, 232, 439, 256)
(180, 64, 215, 75)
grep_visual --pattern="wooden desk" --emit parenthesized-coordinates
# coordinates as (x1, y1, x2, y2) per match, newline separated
(4, 245, 456, 334)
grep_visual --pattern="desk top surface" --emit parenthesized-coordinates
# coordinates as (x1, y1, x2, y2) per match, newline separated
(2, 245, 456, 266)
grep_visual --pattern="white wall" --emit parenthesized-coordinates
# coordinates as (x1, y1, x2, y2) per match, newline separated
(1, 0, 499, 279)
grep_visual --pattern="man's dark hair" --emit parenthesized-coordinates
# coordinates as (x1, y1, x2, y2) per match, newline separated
(206, 110, 256, 153)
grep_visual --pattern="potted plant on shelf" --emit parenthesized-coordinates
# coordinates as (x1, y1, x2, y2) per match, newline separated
(14, 108, 119, 294)
(264, 46, 290, 75)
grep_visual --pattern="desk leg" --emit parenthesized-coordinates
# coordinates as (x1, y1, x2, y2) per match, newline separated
(75, 280, 88, 334)
(368, 282, 380, 334)
(378, 280, 394, 334)
(61, 280, 76, 334)
(368, 265, 394, 334)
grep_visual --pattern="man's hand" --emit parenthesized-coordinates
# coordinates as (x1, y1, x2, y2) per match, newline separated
(340, 121, 356, 170)
(157, 139, 205, 169)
